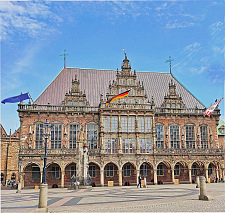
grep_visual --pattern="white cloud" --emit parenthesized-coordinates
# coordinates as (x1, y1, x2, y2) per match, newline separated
(0, 1, 62, 41)
(184, 42, 202, 58)
(190, 66, 207, 74)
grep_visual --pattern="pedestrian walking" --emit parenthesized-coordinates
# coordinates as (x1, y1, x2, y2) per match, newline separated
(137, 176, 142, 188)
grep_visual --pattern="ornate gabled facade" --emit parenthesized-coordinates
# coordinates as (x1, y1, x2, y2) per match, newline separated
(13, 54, 224, 189)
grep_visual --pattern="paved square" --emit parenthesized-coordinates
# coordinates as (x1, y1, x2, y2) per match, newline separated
(1, 183, 225, 212)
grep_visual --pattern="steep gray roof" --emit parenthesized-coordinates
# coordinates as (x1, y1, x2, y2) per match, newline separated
(34, 68, 205, 109)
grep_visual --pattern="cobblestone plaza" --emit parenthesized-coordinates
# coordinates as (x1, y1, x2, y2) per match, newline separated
(1, 183, 225, 212)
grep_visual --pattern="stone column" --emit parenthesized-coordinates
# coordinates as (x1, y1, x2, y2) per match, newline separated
(136, 169, 140, 185)
(171, 166, 175, 184)
(118, 116, 122, 154)
(119, 169, 122, 186)
(199, 176, 212, 201)
(100, 169, 104, 186)
(61, 170, 65, 188)
(205, 169, 208, 183)
(153, 168, 157, 185)
(216, 167, 219, 182)
(188, 168, 192, 184)
(222, 168, 225, 182)
(40, 170, 43, 184)
(135, 116, 140, 154)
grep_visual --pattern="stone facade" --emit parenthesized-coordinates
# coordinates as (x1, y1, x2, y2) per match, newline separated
(1, 125, 20, 185)
(5, 54, 225, 188)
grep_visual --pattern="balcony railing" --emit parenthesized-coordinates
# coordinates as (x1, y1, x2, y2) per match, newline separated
(18, 104, 99, 112)
(154, 147, 223, 155)
(19, 147, 79, 155)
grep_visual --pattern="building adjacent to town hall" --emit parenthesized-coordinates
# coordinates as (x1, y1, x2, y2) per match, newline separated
(2, 54, 224, 188)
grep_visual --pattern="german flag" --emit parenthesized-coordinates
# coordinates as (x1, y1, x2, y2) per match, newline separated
(106, 90, 130, 107)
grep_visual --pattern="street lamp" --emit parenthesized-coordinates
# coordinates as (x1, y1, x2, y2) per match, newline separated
(38, 119, 50, 212)
(143, 157, 147, 188)
(42, 119, 51, 184)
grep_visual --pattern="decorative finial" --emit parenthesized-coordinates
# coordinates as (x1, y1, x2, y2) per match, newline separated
(165, 56, 174, 74)
(60, 49, 69, 68)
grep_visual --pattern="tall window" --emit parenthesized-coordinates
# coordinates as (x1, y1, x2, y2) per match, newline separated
(122, 138, 135, 153)
(70, 165, 76, 177)
(155, 126, 164, 149)
(69, 125, 80, 149)
(106, 164, 114, 177)
(186, 126, 195, 149)
(200, 126, 208, 149)
(87, 124, 97, 149)
(89, 165, 96, 178)
(170, 126, 180, 149)
(104, 117, 111, 132)
(35, 124, 43, 149)
(128, 117, 135, 132)
(123, 164, 131, 177)
(121, 116, 135, 132)
(139, 117, 144, 132)
(191, 164, 196, 176)
(52, 166, 60, 178)
(139, 117, 151, 132)
(174, 165, 179, 176)
(139, 138, 152, 153)
(104, 116, 118, 132)
(140, 164, 147, 176)
(105, 138, 118, 154)
(51, 124, 62, 149)
(121, 117, 128, 132)
(157, 164, 163, 175)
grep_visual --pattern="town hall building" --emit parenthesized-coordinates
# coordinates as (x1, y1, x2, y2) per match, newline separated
(3, 54, 224, 188)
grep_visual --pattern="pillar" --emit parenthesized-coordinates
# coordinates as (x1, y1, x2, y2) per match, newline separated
(61, 170, 65, 188)
(119, 169, 122, 186)
(188, 169, 192, 184)
(222, 169, 225, 182)
(205, 169, 208, 183)
(171, 166, 175, 184)
(136, 169, 140, 185)
(216, 167, 219, 182)
(100, 169, 104, 186)
(153, 168, 157, 185)
(199, 176, 212, 201)
(37, 183, 48, 212)
(40, 170, 43, 184)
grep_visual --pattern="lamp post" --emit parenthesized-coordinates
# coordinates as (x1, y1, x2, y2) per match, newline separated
(143, 157, 147, 188)
(38, 119, 50, 212)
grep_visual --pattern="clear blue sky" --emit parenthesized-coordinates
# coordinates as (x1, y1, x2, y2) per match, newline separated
(1, 1, 224, 134)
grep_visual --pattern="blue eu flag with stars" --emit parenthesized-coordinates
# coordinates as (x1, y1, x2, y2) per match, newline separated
(1, 93, 30, 104)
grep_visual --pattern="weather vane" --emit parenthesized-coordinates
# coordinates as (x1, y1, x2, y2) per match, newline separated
(165, 56, 174, 74)
(60, 49, 69, 68)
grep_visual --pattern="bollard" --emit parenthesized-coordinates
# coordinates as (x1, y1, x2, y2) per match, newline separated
(196, 176, 200, 188)
(37, 183, 48, 212)
(199, 176, 212, 201)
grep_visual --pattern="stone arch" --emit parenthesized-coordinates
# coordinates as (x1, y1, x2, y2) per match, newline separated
(122, 162, 136, 186)
(139, 162, 154, 184)
(104, 162, 119, 186)
(156, 161, 172, 184)
(47, 162, 61, 188)
(174, 161, 189, 182)
(89, 162, 101, 186)
(22, 161, 42, 172)
(64, 162, 76, 187)
(190, 161, 205, 182)
(24, 163, 41, 187)
(103, 161, 119, 169)
(207, 161, 222, 183)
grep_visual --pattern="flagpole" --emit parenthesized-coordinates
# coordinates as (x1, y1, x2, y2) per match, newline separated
(27, 92, 34, 103)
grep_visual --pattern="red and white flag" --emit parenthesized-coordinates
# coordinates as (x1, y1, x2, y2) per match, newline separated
(204, 97, 224, 117)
